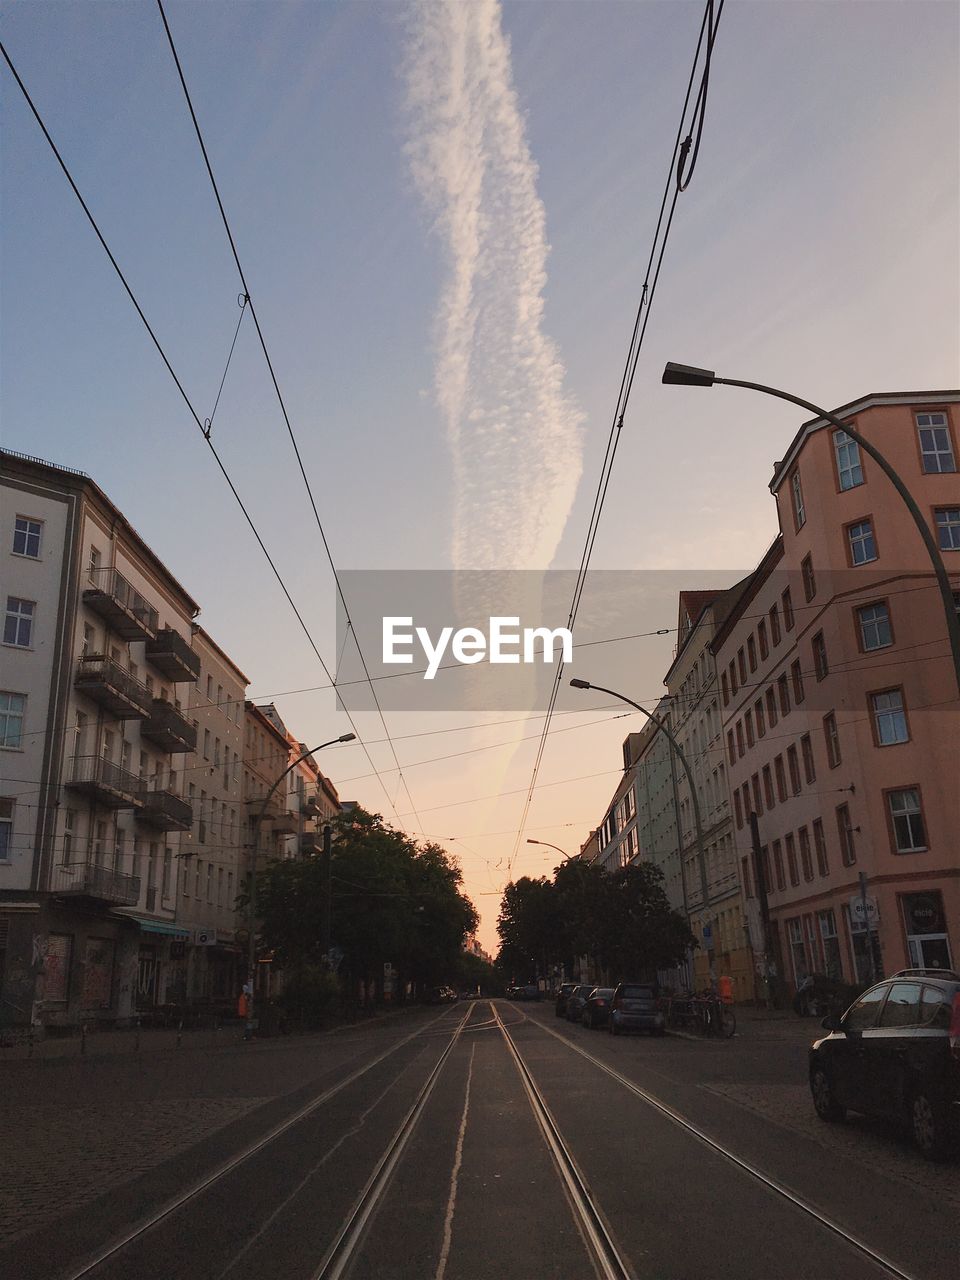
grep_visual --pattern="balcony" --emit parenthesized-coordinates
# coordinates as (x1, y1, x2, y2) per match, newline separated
(83, 566, 158, 640)
(137, 786, 193, 832)
(48, 859, 141, 907)
(66, 754, 142, 809)
(146, 627, 201, 683)
(300, 831, 323, 856)
(75, 655, 154, 720)
(270, 809, 299, 836)
(141, 699, 197, 754)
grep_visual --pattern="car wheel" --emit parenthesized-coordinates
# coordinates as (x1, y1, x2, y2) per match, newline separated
(911, 1091, 951, 1161)
(810, 1067, 845, 1123)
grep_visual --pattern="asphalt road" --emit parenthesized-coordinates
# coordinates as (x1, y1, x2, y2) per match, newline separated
(1, 999, 957, 1280)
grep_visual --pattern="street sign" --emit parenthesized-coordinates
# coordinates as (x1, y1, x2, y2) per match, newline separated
(848, 894, 879, 928)
(195, 928, 216, 946)
(384, 961, 395, 977)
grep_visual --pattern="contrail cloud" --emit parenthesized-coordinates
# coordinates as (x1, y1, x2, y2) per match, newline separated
(404, 0, 584, 571)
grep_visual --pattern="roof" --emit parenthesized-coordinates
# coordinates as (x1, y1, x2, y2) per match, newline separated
(194, 624, 250, 685)
(245, 701, 291, 749)
(770, 390, 960, 494)
(664, 580, 750, 684)
(709, 536, 785, 655)
(2, 448, 201, 615)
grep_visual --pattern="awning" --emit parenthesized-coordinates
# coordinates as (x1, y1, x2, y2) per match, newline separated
(111, 912, 190, 938)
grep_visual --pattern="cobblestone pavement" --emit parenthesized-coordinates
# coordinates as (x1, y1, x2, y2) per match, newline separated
(703, 1079, 960, 1208)
(0, 1096, 268, 1244)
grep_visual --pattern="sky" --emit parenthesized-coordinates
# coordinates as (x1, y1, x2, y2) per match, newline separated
(2, 0, 958, 954)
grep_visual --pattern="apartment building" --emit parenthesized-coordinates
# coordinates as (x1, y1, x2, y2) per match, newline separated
(1, 451, 200, 1030)
(177, 628, 249, 1007)
(712, 391, 960, 994)
(629, 703, 685, 917)
(243, 703, 294, 864)
(665, 588, 753, 999)
(256, 704, 342, 857)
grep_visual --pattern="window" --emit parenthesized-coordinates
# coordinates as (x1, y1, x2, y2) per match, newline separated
(786, 833, 799, 886)
(13, 516, 43, 558)
(736, 721, 745, 758)
(747, 635, 757, 672)
(935, 507, 960, 551)
(879, 983, 922, 1029)
(871, 689, 908, 745)
(741, 855, 752, 898)
(917, 412, 956, 473)
(751, 773, 763, 815)
(801, 733, 816, 784)
(843, 985, 886, 1032)
(88, 545, 101, 579)
(823, 712, 841, 768)
(787, 745, 801, 794)
(765, 686, 778, 728)
(773, 840, 786, 891)
(754, 698, 766, 738)
(203, 729, 211, 759)
(0, 692, 25, 748)
(745, 710, 754, 748)
(818, 908, 842, 979)
(811, 632, 828, 682)
(888, 788, 926, 852)
(801, 555, 816, 602)
(3, 597, 34, 647)
(833, 429, 863, 490)
(799, 827, 813, 881)
(207, 675, 214, 700)
(721, 671, 729, 706)
(162, 848, 172, 898)
(847, 519, 877, 565)
(733, 789, 743, 829)
(836, 803, 856, 866)
(791, 658, 805, 702)
(769, 604, 781, 646)
(813, 818, 828, 876)
(781, 588, 794, 631)
(777, 673, 790, 717)
(774, 755, 787, 802)
(857, 602, 891, 651)
(762, 765, 774, 809)
(737, 647, 747, 683)
(729, 660, 738, 695)
(206, 862, 213, 903)
(758, 620, 768, 660)
(791, 470, 805, 530)
(726, 730, 736, 766)
(0, 798, 12, 858)
(920, 987, 951, 1030)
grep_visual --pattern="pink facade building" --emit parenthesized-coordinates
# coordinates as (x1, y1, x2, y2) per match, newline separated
(712, 391, 959, 992)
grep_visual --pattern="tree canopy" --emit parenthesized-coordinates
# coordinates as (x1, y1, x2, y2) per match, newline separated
(496, 858, 695, 983)
(249, 807, 478, 997)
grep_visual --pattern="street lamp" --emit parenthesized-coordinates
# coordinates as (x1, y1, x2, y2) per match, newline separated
(661, 363, 960, 695)
(526, 838, 578, 863)
(244, 732, 355, 1038)
(569, 677, 711, 963)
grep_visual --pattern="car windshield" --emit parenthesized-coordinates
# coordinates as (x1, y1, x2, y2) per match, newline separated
(620, 986, 655, 999)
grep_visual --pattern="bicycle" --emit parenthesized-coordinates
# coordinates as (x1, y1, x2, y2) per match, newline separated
(695, 990, 736, 1038)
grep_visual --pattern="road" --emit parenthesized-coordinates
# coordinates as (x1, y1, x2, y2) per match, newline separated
(0, 999, 956, 1280)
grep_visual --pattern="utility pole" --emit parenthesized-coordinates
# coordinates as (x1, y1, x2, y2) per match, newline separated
(321, 822, 332, 967)
(749, 811, 774, 1009)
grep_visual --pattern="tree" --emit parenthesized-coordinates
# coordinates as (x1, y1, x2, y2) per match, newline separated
(596, 863, 696, 979)
(496, 876, 556, 980)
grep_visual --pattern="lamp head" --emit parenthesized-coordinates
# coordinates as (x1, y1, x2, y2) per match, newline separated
(569, 678, 591, 690)
(662, 361, 716, 387)
(338, 733, 357, 743)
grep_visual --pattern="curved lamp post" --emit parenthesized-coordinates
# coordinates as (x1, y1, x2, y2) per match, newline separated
(662, 363, 960, 696)
(245, 733, 355, 1038)
(569, 678, 711, 960)
(526, 837, 578, 863)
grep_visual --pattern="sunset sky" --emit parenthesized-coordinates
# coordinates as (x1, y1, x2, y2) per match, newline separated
(3, 0, 957, 952)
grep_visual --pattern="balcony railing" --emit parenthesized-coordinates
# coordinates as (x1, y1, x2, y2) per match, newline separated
(141, 699, 197, 754)
(270, 809, 300, 836)
(75, 655, 154, 720)
(66, 754, 142, 808)
(48, 859, 141, 907)
(137, 786, 193, 832)
(146, 627, 201, 683)
(83, 566, 158, 640)
(300, 831, 323, 856)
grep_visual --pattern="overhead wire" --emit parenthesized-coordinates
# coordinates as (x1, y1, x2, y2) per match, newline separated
(0, 38, 408, 830)
(154, 0, 424, 836)
(508, 0, 725, 873)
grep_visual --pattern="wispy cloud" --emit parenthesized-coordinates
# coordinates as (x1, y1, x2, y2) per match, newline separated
(404, 0, 583, 570)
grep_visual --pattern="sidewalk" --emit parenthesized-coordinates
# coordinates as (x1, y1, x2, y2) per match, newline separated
(665, 1004, 821, 1044)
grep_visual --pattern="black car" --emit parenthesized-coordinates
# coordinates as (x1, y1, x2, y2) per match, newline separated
(565, 983, 594, 1023)
(809, 968, 960, 1160)
(582, 987, 615, 1029)
(555, 982, 576, 1018)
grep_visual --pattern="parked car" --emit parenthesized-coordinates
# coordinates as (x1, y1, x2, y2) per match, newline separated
(565, 984, 594, 1023)
(555, 982, 577, 1018)
(609, 982, 665, 1035)
(808, 968, 960, 1160)
(582, 987, 616, 1029)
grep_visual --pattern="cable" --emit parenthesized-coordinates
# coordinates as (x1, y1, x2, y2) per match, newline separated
(154, 1, 424, 836)
(0, 39, 409, 830)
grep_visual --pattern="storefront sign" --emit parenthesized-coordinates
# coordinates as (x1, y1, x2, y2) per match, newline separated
(902, 892, 945, 936)
(848, 895, 879, 928)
